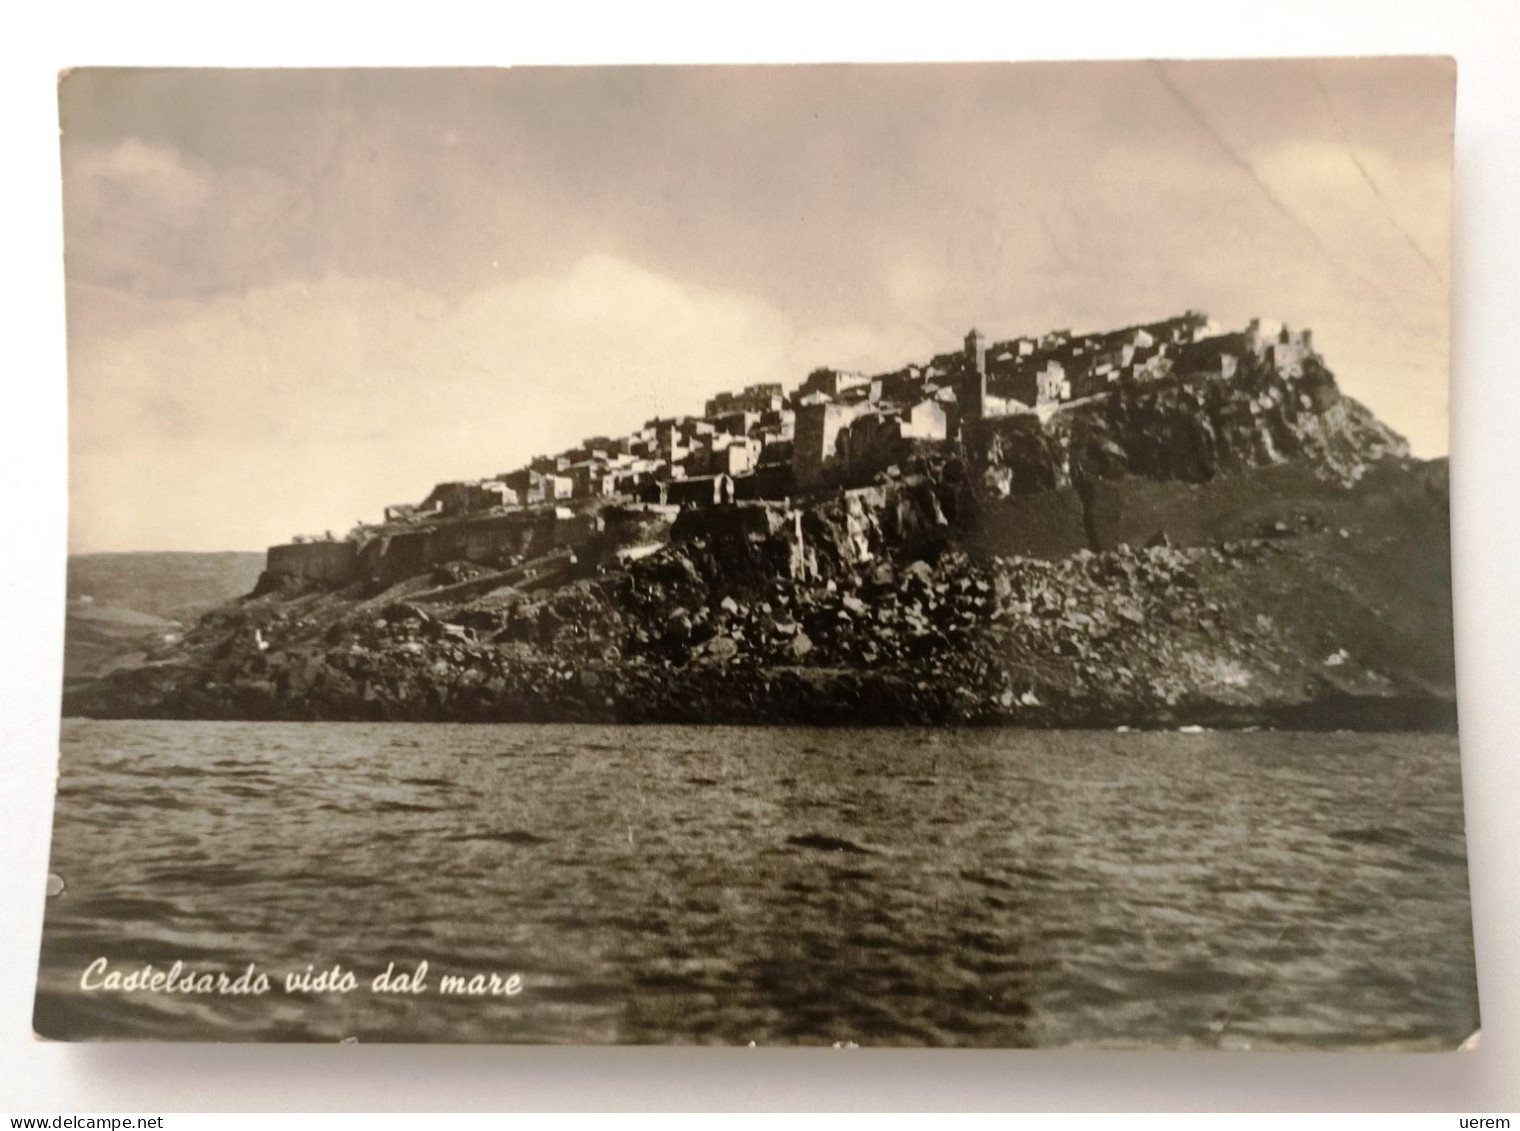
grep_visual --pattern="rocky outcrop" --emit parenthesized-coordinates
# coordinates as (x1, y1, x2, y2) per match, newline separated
(62, 363, 1454, 730)
(975, 354, 1407, 501)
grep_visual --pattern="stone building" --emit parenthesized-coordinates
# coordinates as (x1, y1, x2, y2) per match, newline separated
(1174, 333, 1248, 381)
(705, 382, 785, 418)
(835, 398, 952, 480)
(792, 400, 873, 488)
(797, 367, 871, 403)
(418, 479, 518, 517)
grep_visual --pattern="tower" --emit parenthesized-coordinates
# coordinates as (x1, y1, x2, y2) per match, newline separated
(964, 327, 987, 376)
(963, 328, 987, 422)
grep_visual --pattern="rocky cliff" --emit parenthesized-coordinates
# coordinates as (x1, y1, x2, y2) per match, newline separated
(63, 360, 1455, 730)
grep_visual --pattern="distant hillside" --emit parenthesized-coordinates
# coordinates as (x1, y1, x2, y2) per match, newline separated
(67, 552, 265, 623)
(63, 552, 265, 685)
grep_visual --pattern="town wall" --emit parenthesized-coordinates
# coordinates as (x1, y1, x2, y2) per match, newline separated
(266, 540, 360, 583)
(337, 510, 603, 589)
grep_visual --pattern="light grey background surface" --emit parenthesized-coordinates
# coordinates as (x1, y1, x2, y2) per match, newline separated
(2, 0, 1517, 1112)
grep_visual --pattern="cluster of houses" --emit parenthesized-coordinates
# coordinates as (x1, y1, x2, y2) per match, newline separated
(348, 312, 1318, 537)
(956, 311, 1315, 414)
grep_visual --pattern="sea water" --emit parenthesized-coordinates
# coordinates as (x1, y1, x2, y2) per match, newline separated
(33, 720, 1478, 1047)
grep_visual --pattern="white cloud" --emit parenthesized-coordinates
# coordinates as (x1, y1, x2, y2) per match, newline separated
(63, 137, 307, 297)
(89, 137, 211, 211)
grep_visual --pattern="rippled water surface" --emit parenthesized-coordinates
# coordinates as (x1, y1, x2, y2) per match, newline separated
(35, 721, 1478, 1047)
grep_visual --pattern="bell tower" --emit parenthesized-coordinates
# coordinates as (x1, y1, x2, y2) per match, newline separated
(964, 327, 987, 376)
(963, 327, 988, 422)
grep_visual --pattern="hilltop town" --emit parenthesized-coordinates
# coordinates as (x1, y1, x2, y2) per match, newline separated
(65, 309, 1453, 730)
(268, 311, 1323, 594)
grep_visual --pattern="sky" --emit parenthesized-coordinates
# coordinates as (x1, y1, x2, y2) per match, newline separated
(59, 59, 1455, 553)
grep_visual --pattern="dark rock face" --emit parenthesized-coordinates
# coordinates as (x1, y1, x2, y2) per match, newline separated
(974, 355, 1407, 503)
(63, 365, 1453, 730)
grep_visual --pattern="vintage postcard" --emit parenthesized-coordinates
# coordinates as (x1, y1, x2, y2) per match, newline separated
(38, 60, 1475, 1047)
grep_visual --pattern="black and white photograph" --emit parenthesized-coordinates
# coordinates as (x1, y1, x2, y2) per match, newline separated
(35, 59, 1477, 1049)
